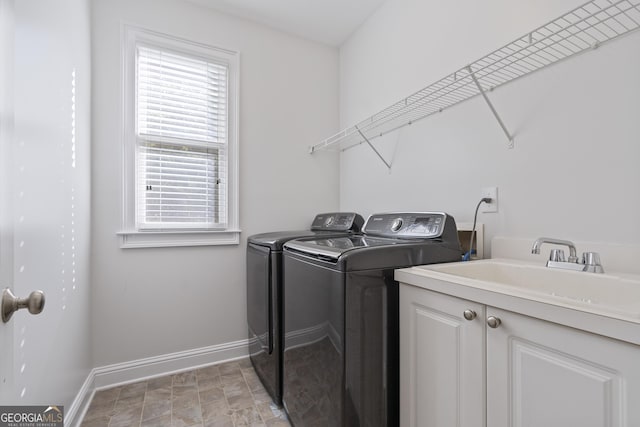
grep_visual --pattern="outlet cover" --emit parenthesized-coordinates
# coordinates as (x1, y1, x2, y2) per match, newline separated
(481, 187, 498, 213)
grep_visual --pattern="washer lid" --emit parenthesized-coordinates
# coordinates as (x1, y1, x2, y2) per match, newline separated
(248, 230, 322, 249)
(247, 212, 364, 250)
(284, 235, 414, 261)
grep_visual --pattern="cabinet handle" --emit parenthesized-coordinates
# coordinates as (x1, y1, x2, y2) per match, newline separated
(487, 316, 502, 328)
(463, 309, 477, 321)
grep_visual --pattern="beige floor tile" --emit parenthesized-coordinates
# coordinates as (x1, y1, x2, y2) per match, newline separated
(81, 357, 291, 427)
(201, 399, 232, 421)
(218, 362, 242, 376)
(255, 401, 286, 422)
(197, 375, 222, 391)
(264, 418, 290, 427)
(222, 380, 249, 398)
(172, 384, 199, 401)
(80, 415, 110, 427)
(142, 399, 171, 421)
(249, 389, 272, 405)
(119, 381, 147, 399)
(196, 365, 219, 379)
(91, 388, 121, 406)
(202, 415, 234, 427)
(199, 386, 225, 404)
(226, 394, 254, 411)
(83, 399, 116, 421)
(140, 414, 171, 427)
(172, 405, 202, 427)
(115, 393, 145, 410)
(146, 387, 172, 402)
(108, 404, 143, 427)
(147, 376, 173, 391)
(219, 373, 245, 388)
(173, 371, 197, 386)
(231, 406, 263, 427)
(237, 358, 252, 369)
(171, 394, 200, 412)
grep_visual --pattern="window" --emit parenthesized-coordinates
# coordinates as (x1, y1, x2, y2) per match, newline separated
(120, 26, 239, 248)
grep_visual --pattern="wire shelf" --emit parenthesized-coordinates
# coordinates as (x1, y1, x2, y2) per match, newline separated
(310, 0, 640, 155)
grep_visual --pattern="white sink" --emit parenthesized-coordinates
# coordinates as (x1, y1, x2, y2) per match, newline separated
(423, 259, 640, 320)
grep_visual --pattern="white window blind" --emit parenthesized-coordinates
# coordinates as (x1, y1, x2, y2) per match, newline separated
(136, 45, 229, 229)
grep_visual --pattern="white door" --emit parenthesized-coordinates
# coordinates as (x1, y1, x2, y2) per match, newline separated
(0, 0, 16, 403)
(0, 0, 92, 410)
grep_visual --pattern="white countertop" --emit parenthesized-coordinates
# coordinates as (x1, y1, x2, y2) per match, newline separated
(396, 259, 640, 346)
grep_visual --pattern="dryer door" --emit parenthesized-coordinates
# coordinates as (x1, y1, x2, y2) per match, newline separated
(247, 243, 273, 355)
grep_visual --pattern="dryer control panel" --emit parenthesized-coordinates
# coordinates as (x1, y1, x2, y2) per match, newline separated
(363, 212, 448, 239)
(310, 212, 364, 232)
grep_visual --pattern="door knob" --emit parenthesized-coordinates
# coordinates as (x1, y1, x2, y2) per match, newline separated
(487, 316, 501, 328)
(2, 288, 45, 323)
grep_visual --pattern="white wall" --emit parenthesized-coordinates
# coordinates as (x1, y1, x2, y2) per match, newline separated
(339, 0, 640, 260)
(91, 0, 340, 366)
(0, 0, 92, 408)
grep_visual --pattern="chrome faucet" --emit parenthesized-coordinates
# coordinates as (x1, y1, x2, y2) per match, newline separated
(531, 237, 578, 262)
(531, 237, 604, 273)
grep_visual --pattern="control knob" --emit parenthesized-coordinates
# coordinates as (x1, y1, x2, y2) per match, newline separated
(391, 218, 403, 232)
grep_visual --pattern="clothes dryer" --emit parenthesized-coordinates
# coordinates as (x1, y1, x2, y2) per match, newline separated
(246, 212, 363, 405)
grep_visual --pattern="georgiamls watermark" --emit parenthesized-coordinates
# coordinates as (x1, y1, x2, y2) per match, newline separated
(0, 406, 63, 427)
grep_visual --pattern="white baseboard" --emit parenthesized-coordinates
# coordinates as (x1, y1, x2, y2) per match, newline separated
(65, 371, 96, 427)
(65, 339, 248, 426)
(93, 338, 249, 390)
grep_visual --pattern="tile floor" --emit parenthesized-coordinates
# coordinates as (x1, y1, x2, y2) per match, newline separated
(81, 358, 291, 427)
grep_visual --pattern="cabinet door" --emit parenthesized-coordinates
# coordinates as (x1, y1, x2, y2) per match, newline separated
(486, 307, 640, 427)
(400, 284, 485, 427)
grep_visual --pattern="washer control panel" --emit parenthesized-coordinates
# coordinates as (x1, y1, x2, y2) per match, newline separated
(363, 212, 447, 239)
(310, 212, 364, 232)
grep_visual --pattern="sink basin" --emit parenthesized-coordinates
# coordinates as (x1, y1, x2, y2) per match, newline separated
(423, 259, 640, 320)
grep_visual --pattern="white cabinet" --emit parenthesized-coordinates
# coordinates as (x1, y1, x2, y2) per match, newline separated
(400, 284, 640, 427)
(487, 306, 640, 427)
(400, 285, 485, 427)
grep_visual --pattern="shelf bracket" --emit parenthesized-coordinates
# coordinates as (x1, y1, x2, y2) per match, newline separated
(356, 126, 392, 170)
(467, 66, 514, 148)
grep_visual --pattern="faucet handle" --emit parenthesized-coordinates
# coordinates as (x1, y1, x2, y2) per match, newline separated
(582, 252, 604, 274)
(549, 249, 566, 263)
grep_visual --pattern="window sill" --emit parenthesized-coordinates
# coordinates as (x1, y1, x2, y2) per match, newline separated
(118, 229, 241, 249)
